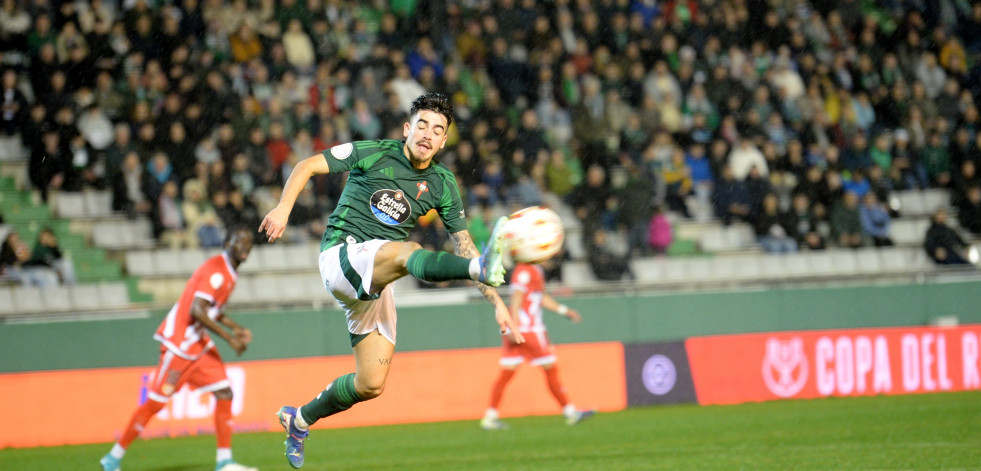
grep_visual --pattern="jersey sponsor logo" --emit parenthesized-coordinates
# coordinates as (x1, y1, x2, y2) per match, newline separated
(641, 354, 677, 395)
(762, 337, 809, 398)
(370, 189, 412, 225)
(459, 209, 465, 219)
(330, 143, 353, 160)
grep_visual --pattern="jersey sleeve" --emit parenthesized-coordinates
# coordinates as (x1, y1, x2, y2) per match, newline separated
(509, 265, 533, 295)
(436, 168, 468, 233)
(191, 262, 226, 305)
(322, 140, 397, 173)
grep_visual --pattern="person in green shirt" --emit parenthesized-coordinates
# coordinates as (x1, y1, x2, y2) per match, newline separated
(259, 92, 523, 469)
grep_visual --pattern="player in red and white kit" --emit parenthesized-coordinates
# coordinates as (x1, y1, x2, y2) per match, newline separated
(100, 229, 256, 471)
(480, 261, 595, 430)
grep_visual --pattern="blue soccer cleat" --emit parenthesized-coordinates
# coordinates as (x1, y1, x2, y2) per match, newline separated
(478, 216, 508, 287)
(277, 406, 309, 469)
(99, 454, 121, 471)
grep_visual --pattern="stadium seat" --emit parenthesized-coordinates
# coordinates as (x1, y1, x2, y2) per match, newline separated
(227, 276, 255, 305)
(631, 258, 667, 283)
(100, 282, 130, 308)
(564, 228, 587, 259)
(759, 255, 786, 279)
(278, 273, 309, 303)
(284, 243, 318, 270)
(896, 191, 927, 216)
(178, 248, 209, 274)
(82, 190, 113, 218)
(251, 274, 283, 304)
(878, 247, 915, 273)
(698, 227, 729, 252)
(70, 284, 103, 311)
(782, 253, 811, 277)
(0, 286, 15, 315)
(12, 286, 45, 314)
(728, 254, 763, 281)
(153, 249, 184, 276)
(125, 250, 156, 277)
(891, 219, 929, 246)
(805, 251, 839, 277)
(687, 258, 714, 281)
(854, 248, 884, 275)
(921, 189, 949, 214)
(258, 244, 290, 271)
(41, 285, 74, 312)
(53, 192, 86, 218)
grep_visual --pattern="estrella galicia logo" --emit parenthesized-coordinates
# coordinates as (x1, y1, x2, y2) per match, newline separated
(642, 354, 677, 395)
(370, 189, 411, 225)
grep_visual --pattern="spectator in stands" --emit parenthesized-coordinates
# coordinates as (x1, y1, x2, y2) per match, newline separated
(0, 68, 26, 138)
(831, 191, 864, 249)
(921, 131, 951, 188)
(29, 227, 75, 285)
(951, 160, 980, 208)
(729, 138, 768, 181)
(0, 231, 58, 287)
(111, 151, 151, 217)
(712, 165, 752, 226)
(662, 147, 692, 219)
(156, 180, 193, 249)
(29, 130, 69, 202)
(859, 193, 894, 247)
(925, 209, 972, 265)
(647, 205, 672, 255)
(567, 164, 614, 242)
(753, 193, 798, 253)
(588, 229, 634, 282)
(181, 180, 223, 248)
(788, 193, 826, 251)
(957, 185, 981, 235)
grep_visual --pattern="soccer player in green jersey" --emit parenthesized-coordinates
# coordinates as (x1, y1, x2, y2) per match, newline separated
(259, 92, 525, 468)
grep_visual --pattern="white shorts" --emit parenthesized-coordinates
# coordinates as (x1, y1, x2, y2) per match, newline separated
(319, 240, 397, 345)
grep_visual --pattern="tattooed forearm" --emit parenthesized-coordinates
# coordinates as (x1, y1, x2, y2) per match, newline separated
(451, 230, 504, 303)
(451, 230, 479, 259)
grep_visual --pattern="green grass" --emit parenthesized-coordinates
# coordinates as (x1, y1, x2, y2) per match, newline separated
(4, 392, 981, 470)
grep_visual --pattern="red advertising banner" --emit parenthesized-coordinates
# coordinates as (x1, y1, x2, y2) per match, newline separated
(0, 342, 625, 448)
(686, 325, 981, 405)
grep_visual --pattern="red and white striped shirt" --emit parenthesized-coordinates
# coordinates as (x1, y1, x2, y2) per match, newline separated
(153, 252, 237, 359)
(509, 263, 547, 334)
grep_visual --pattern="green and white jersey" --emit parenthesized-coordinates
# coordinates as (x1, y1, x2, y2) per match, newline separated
(319, 139, 468, 251)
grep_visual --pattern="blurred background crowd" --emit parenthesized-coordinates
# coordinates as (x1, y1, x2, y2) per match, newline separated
(2, 0, 981, 287)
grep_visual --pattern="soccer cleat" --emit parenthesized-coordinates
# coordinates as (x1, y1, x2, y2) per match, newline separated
(215, 460, 258, 471)
(477, 216, 508, 287)
(99, 454, 121, 471)
(480, 416, 509, 430)
(277, 406, 309, 469)
(565, 409, 597, 425)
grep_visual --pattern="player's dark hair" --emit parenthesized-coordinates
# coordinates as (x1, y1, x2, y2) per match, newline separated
(223, 226, 252, 246)
(410, 92, 454, 128)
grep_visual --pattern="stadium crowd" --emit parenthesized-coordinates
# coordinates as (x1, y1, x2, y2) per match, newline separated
(2, 0, 981, 286)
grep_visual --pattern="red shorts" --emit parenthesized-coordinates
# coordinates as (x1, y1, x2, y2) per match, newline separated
(500, 330, 556, 367)
(146, 347, 229, 403)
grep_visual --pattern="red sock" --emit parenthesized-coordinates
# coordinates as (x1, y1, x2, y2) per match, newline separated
(118, 399, 166, 448)
(489, 368, 516, 409)
(215, 399, 233, 449)
(544, 366, 569, 407)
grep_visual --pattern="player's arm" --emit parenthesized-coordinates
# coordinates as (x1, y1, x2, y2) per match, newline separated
(190, 297, 247, 355)
(258, 155, 331, 243)
(216, 310, 253, 345)
(450, 229, 525, 344)
(541, 293, 581, 323)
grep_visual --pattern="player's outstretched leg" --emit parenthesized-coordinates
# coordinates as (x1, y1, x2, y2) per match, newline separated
(277, 406, 309, 469)
(477, 216, 508, 286)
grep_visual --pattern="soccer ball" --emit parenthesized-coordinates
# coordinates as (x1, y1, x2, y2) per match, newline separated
(502, 206, 565, 264)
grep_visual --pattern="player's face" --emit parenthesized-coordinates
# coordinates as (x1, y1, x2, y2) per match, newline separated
(226, 230, 254, 264)
(403, 109, 448, 168)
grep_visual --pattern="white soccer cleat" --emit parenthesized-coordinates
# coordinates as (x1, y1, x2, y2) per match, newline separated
(565, 409, 596, 425)
(480, 416, 509, 430)
(215, 460, 258, 471)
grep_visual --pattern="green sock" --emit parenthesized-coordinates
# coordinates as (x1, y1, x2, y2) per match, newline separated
(406, 249, 473, 282)
(299, 373, 364, 425)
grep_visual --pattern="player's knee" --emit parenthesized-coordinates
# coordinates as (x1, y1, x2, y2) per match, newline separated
(213, 387, 234, 400)
(355, 379, 386, 399)
(397, 241, 424, 264)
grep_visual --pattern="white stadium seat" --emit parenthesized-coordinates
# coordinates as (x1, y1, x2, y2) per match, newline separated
(12, 286, 44, 314)
(41, 285, 74, 312)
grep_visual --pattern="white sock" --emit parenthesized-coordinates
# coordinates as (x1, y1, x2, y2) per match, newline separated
(216, 448, 232, 463)
(563, 404, 577, 417)
(484, 408, 499, 419)
(109, 443, 126, 459)
(468, 257, 481, 280)
(294, 406, 310, 430)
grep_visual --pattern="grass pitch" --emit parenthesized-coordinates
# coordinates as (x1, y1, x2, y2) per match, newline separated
(4, 392, 980, 470)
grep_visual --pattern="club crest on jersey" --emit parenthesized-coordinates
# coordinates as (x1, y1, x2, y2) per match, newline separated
(415, 181, 429, 199)
(370, 189, 411, 225)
